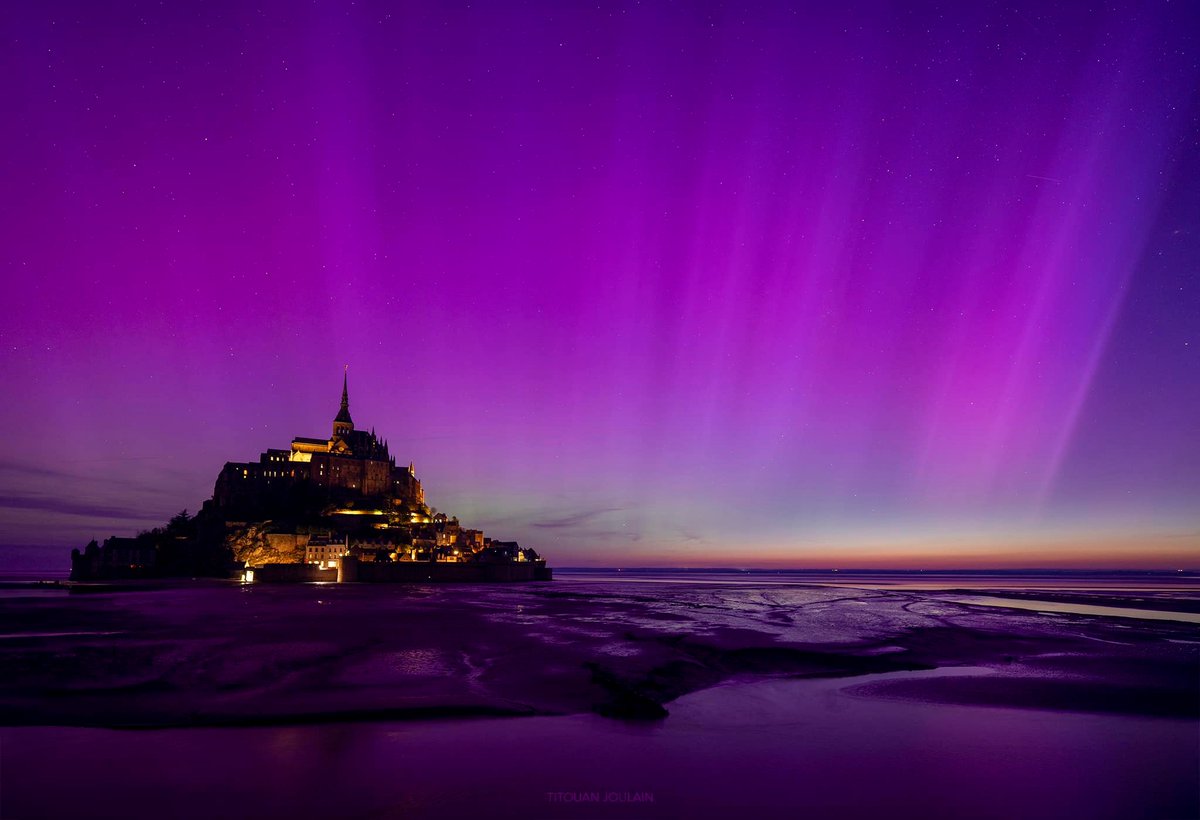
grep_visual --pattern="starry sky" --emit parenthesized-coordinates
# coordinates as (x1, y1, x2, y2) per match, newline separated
(2, 1, 1198, 570)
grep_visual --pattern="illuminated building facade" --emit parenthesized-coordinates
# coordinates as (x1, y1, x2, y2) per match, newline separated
(213, 372, 425, 510)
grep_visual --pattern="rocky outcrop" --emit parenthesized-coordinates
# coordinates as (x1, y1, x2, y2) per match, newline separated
(227, 525, 306, 567)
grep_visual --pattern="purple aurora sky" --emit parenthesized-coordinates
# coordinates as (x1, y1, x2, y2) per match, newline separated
(1, 1, 1198, 568)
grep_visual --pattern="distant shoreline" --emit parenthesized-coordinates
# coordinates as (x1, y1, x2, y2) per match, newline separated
(5, 564, 1197, 577)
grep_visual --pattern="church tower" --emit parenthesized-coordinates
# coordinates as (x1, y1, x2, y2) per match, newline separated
(333, 369, 354, 440)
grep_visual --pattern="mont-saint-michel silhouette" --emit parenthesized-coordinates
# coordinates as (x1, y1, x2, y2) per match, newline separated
(71, 371, 551, 583)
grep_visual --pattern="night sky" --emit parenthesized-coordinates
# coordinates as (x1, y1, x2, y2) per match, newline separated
(2, 1, 1198, 569)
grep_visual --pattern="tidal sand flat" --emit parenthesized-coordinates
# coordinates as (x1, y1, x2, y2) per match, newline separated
(0, 572, 1195, 818)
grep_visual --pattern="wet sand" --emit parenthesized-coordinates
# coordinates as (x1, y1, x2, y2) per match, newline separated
(1, 576, 1197, 724)
(0, 573, 1196, 817)
(1, 668, 1194, 819)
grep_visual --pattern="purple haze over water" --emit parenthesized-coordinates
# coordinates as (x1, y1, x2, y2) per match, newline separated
(1, 1, 1199, 567)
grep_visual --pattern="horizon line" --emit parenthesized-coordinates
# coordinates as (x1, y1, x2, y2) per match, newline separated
(552, 566, 1200, 574)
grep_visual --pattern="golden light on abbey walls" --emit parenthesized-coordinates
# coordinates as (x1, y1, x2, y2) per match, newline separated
(71, 373, 550, 584)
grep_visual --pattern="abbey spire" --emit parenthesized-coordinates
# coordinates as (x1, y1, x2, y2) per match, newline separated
(333, 367, 353, 439)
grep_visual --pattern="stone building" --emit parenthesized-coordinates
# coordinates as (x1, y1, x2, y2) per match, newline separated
(70, 537, 157, 579)
(213, 372, 425, 511)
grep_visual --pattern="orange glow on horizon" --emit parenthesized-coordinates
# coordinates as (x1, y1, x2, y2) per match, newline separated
(557, 530, 1200, 570)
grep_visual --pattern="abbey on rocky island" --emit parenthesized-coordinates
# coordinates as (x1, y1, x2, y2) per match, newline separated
(70, 372, 550, 583)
